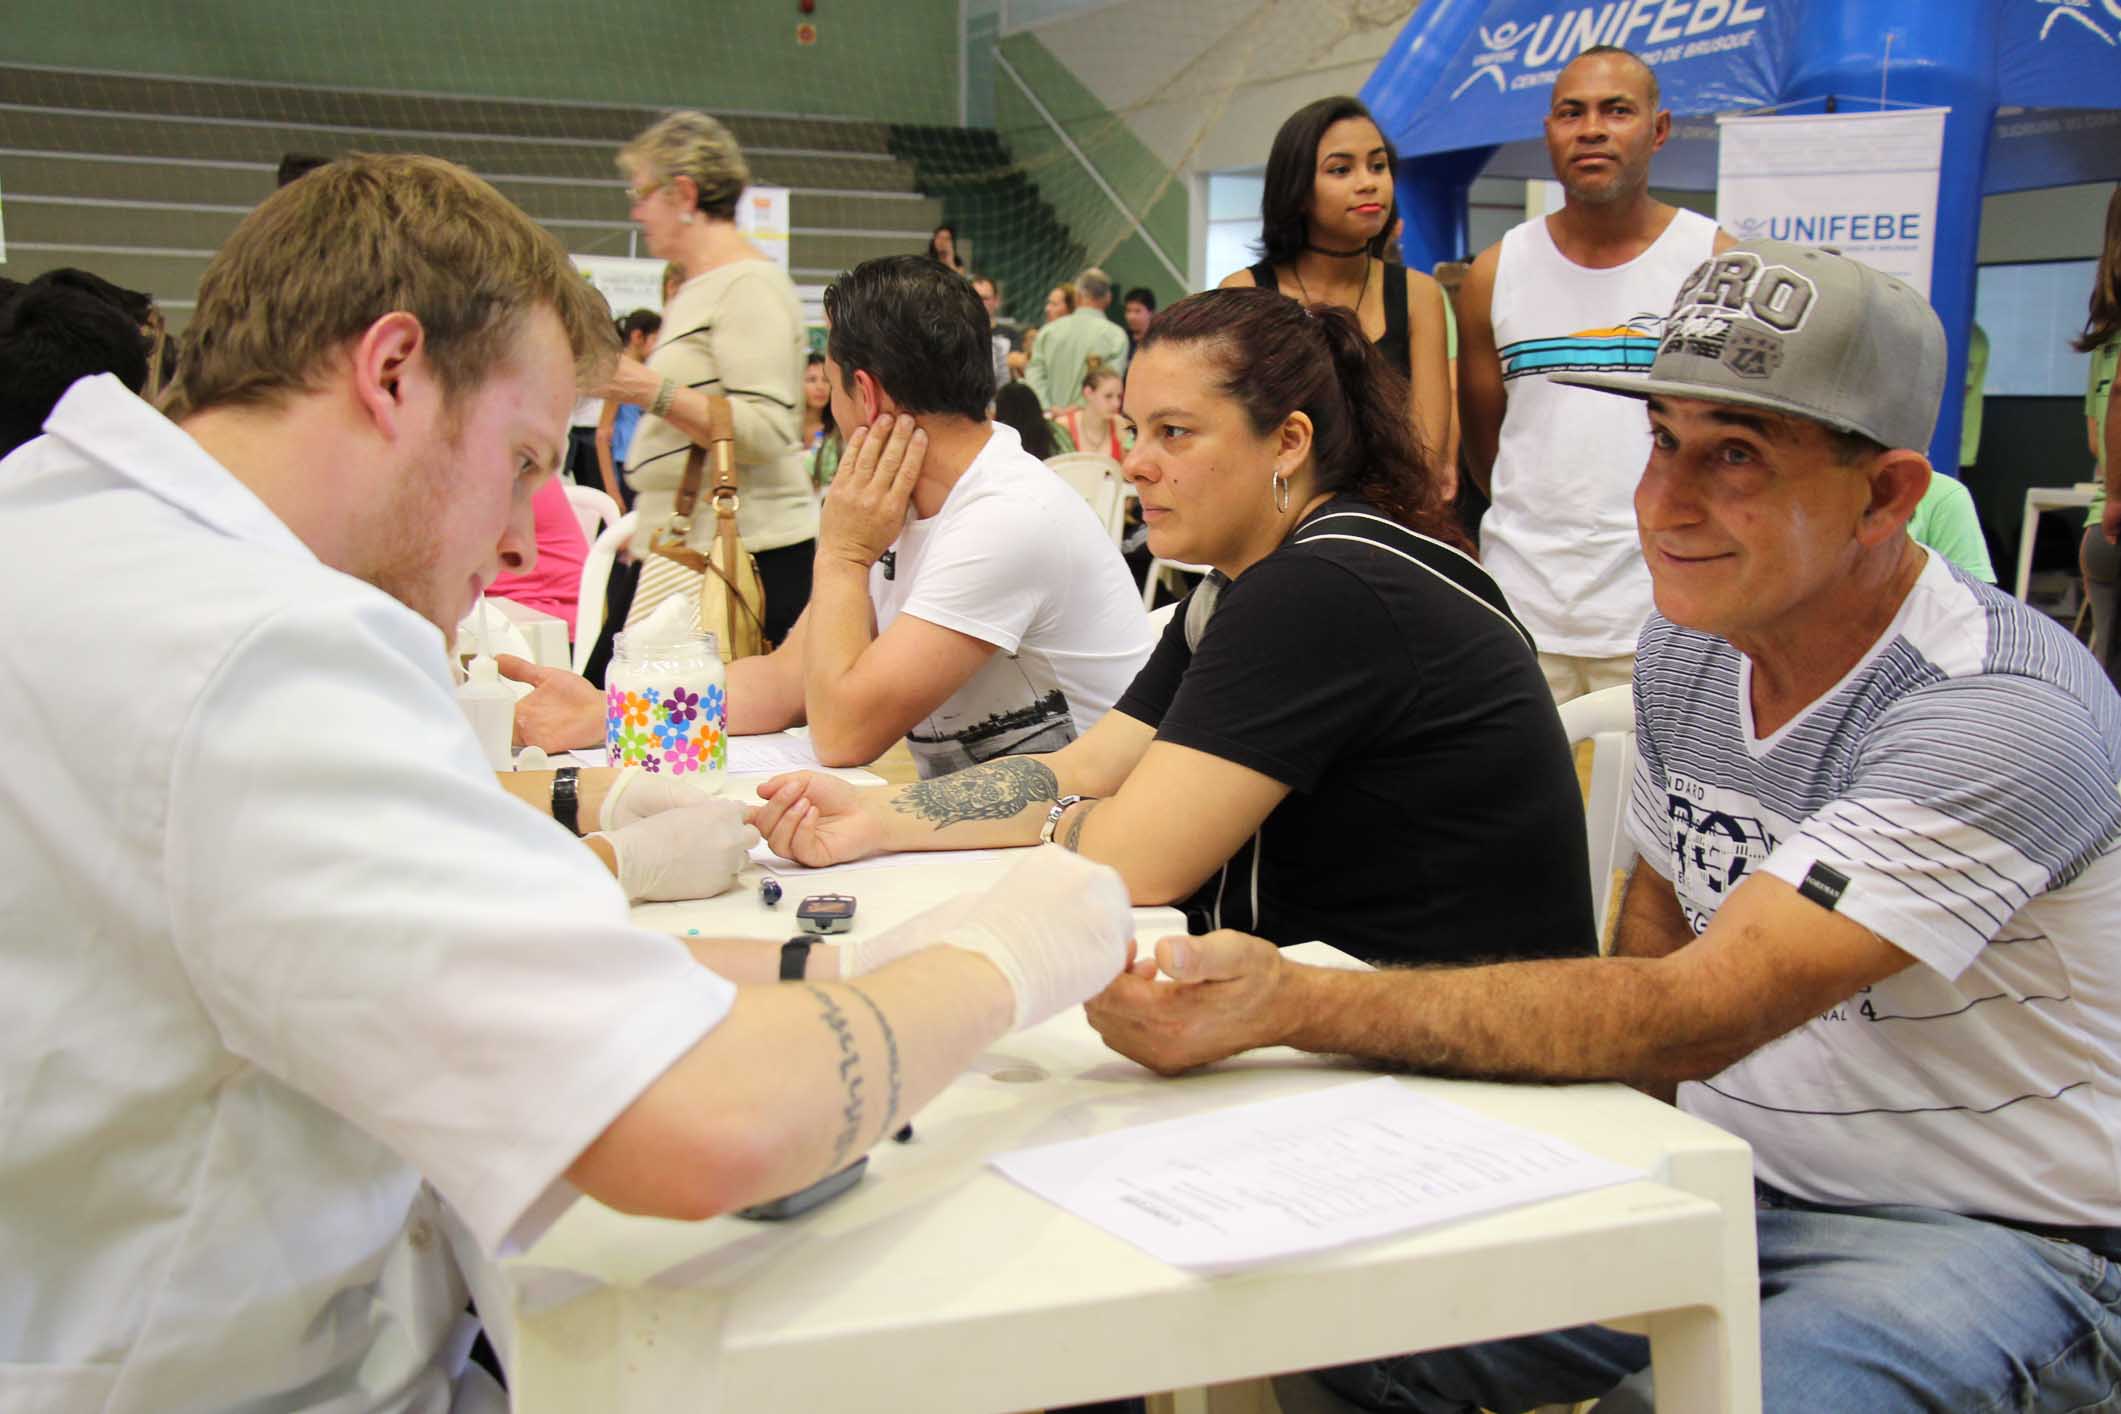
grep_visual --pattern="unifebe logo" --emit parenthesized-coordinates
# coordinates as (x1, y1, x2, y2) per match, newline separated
(2035, 0, 2121, 43)
(1756, 210, 1924, 245)
(1451, 21, 1531, 99)
(1449, 0, 1771, 101)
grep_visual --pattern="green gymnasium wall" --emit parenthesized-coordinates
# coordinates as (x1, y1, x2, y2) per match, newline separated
(6, 2, 963, 125)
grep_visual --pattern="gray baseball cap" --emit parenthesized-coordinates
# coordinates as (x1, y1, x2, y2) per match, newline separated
(1553, 239, 1945, 453)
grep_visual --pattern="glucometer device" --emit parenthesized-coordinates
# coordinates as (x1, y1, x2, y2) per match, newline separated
(796, 893, 857, 934)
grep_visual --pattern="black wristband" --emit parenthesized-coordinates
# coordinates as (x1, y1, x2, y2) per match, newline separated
(779, 937, 815, 981)
(552, 766, 582, 836)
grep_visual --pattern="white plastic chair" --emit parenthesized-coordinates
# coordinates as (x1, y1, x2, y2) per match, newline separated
(573, 510, 637, 676)
(1556, 683, 1637, 953)
(1140, 557, 1211, 609)
(1043, 450, 1128, 544)
(565, 483, 621, 546)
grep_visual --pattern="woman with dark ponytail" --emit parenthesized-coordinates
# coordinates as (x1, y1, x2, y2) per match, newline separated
(751, 287, 1594, 969)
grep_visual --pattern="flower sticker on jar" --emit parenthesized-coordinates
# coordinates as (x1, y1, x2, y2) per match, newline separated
(605, 624, 726, 777)
(615, 725, 654, 764)
(665, 735, 704, 775)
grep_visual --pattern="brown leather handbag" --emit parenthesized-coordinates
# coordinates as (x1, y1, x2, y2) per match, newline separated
(627, 395, 770, 658)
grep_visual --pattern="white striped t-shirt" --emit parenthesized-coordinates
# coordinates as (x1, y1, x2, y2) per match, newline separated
(1630, 550, 2121, 1227)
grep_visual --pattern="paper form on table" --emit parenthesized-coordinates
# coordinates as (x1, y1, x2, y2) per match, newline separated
(726, 732, 826, 775)
(990, 1075, 1645, 1274)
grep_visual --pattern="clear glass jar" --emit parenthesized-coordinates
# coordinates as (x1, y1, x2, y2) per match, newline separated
(604, 629, 727, 778)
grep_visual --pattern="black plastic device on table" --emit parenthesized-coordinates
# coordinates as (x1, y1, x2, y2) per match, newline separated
(733, 1156, 868, 1220)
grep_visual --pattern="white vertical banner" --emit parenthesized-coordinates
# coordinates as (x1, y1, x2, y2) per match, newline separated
(1715, 108, 1946, 299)
(736, 186, 792, 273)
(573, 255, 668, 319)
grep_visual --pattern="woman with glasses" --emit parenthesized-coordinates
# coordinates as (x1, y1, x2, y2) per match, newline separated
(599, 110, 817, 645)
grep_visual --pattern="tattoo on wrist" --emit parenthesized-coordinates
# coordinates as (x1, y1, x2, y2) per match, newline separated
(803, 984, 863, 1168)
(891, 757, 1058, 829)
(1060, 799, 1098, 853)
(843, 983, 902, 1138)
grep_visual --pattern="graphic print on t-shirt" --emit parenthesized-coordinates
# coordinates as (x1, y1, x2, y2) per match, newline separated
(1661, 774, 1780, 921)
(1498, 312, 1666, 380)
(904, 652, 1077, 778)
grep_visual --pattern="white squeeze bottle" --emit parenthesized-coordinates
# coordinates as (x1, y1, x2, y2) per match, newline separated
(455, 596, 517, 771)
(456, 653, 517, 771)
(604, 596, 729, 782)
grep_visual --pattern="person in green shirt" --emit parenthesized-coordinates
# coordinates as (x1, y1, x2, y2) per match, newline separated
(1024, 267, 1129, 410)
(2080, 332, 2117, 683)
(1907, 471, 1995, 582)
(801, 352, 843, 490)
(2079, 185, 2120, 686)
(1960, 321, 1988, 470)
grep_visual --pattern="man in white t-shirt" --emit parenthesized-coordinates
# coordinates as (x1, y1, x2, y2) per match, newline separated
(0, 155, 1131, 1412)
(1457, 45, 1730, 703)
(1085, 244, 2121, 1410)
(509, 255, 1153, 777)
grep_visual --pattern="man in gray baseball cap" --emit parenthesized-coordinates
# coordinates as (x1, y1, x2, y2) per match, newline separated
(1084, 242, 2121, 1410)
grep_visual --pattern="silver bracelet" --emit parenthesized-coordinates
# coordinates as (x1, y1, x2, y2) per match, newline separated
(1038, 795, 1087, 846)
(649, 377, 678, 418)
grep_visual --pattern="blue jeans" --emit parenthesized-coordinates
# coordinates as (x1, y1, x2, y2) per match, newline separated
(1314, 1187, 2121, 1412)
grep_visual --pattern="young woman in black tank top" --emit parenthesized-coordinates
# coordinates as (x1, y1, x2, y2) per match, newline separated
(1222, 96, 1456, 498)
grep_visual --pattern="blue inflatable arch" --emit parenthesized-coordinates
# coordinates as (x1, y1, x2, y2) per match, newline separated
(1361, 0, 2121, 472)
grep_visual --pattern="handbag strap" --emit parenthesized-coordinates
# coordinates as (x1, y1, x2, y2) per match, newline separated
(659, 393, 737, 546)
(705, 395, 743, 568)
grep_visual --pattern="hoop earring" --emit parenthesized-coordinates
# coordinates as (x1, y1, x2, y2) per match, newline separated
(1272, 471, 1291, 514)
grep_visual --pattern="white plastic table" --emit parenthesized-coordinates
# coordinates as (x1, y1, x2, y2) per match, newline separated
(2012, 484, 2098, 602)
(471, 836, 1762, 1414)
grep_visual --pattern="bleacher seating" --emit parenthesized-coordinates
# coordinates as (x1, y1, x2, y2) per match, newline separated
(889, 123, 1085, 330)
(0, 64, 952, 330)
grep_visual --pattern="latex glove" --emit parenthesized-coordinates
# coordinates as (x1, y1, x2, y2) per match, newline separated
(595, 802, 759, 903)
(926, 847, 1132, 1031)
(836, 893, 983, 978)
(600, 764, 723, 832)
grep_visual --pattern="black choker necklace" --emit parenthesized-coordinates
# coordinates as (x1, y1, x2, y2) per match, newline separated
(1304, 240, 1370, 258)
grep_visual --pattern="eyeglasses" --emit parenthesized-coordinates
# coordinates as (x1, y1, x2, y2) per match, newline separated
(626, 179, 663, 204)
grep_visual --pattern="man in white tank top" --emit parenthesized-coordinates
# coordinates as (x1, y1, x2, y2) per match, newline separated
(1458, 45, 1729, 702)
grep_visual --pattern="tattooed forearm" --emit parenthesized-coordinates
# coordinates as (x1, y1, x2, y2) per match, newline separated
(803, 984, 864, 1168)
(1060, 799, 1098, 853)
(890, 756, 1058, 829)
(842, 983, 902, 1138)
